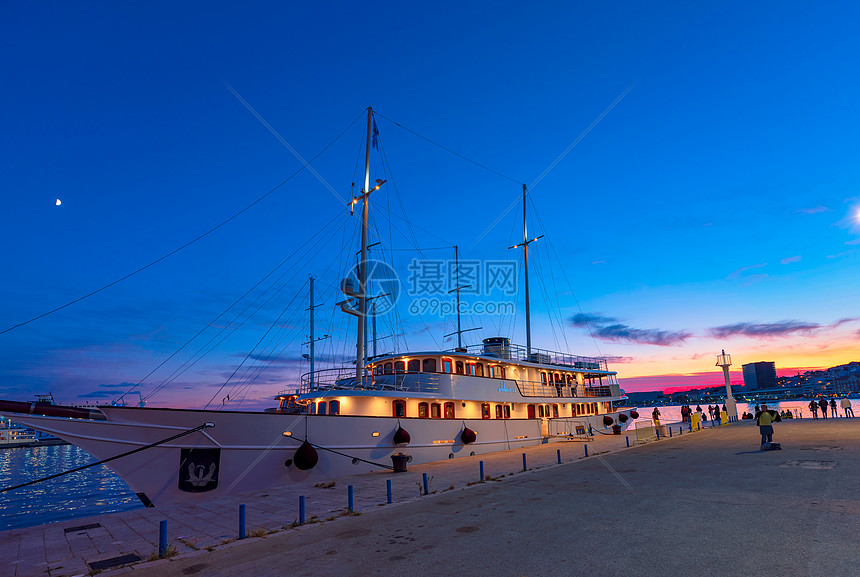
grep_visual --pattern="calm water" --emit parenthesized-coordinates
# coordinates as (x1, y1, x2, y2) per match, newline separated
(0, 444, 143, 531)
(1, 399, 855, 532)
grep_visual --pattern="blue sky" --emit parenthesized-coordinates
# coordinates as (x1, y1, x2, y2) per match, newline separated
(2, 2, 860, 408)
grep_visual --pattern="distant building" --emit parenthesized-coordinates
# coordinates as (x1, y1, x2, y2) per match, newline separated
(742, 361, 777, 390)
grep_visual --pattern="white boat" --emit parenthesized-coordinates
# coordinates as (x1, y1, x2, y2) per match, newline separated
(1, 108, 637, 506)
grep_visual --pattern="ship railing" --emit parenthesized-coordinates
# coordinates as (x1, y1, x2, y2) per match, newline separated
(515, 379, 620, 399)
(300, 368, 442, 394)
(459, 343, 610, 372)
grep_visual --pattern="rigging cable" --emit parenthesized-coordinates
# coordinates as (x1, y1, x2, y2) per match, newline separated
(0, 110, 366, 337)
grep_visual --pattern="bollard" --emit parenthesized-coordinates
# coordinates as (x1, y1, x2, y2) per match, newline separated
(680, 425, 683, 435)
(348, 485, 354, 513)
(158, 520, 167, 558)
(669, 427, 673, 437)
(387, 479, 392, 504)
(557, 449, 561, 464)
(299, 495, 305, 525)
(239, 504, 246, 540)
(522, 453, 527, 471)
(584, 444, 589, 457)
(423, 472, 429, 495)
(479, 460, 484, 482)
(656, 428, 660, 440)
(626, 436, 629, 447)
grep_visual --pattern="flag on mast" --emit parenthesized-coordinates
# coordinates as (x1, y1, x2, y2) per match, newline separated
(371, 119, 379, 150)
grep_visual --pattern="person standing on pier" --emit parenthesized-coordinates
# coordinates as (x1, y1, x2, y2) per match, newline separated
(652, 407, 661, 424)
(809, 400, 818, 419)
(756, 404, 778, 449)
(830, 399, 838, 418)
(841, 397, 854, 418)
(819, 398, 828, 419)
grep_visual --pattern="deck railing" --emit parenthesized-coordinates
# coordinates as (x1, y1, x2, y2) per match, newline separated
(458, 342, 611, 372)
(298, 369, 621, 400)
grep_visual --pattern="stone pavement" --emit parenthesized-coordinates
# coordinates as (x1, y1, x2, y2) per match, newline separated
(9, 417, 860, 576)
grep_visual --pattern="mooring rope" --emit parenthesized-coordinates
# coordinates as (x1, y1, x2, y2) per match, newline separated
(0, 422, 215, 493)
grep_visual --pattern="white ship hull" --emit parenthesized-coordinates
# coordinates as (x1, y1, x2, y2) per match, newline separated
(3, 406, 633, 506)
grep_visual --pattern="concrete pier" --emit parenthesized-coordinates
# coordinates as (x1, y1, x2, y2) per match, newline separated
(3, 418, 859, 576)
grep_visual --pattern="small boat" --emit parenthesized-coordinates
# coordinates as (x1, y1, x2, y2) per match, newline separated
(1, 108, 634, 506)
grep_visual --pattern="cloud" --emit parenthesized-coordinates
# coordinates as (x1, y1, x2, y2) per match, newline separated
(591, 260, 606, 265)
(707, 321, 820, 339)
(568, 313, 617, 327)
(846, 239, 860, 246)
(568, 313, 691, 346)
(727, 263, 767, 280)
(796, 206, 828, 214)
(594, 324, 692, 346)
(602, 355, 635, 364)
(98, 382, 136, 388)
(780, 255, 801, 264)
(77, 391, 115, 399)
(827, 250, 854, 259)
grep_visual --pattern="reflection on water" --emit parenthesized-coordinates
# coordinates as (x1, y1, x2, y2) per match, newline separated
(0, 444, 143, 531)
(639, 400, 860, 423)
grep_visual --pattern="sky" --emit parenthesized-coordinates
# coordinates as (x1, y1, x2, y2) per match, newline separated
(2, 1, 860, 409)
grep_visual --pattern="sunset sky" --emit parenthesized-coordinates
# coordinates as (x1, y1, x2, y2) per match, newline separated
(2, 2, 860, 409)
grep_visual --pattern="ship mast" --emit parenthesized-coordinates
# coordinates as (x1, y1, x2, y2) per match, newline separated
(509, 184, 542, 359)
(338, 108, 385, 384)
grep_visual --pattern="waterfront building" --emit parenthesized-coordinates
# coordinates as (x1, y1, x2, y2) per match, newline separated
(742, 361, 777, 390)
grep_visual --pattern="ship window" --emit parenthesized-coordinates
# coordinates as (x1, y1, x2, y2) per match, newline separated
(566, 375, 573, 384)
(329, 400, 340, 415)
(423, 358, 437, 373)
(309, 402, 316, 415)
(394, 360, 405, 373)
(495, 404, 502, 419)
(456, 361, 464, 374)
(540, 372, 547, 384)
(488, 365, 497, 378)
(318, 401, 326, 415)
(499, 366, 506, 379)
(476, 363, 484, 377)
(545, 405, 551, 417)
(418, 402, 429, 418)
(442, 359, 453, 373)
(408, 359, 420, 373)
(527, 404, 536, 419)
(538, 405, 544, 418)
(552, 404, 559, 418)
(444, 402, 455, 419)
(504, 405, 511, 419)
(393, 400, 406, 418)
(465, 362, 475, 376)
(431, 403, 441, 418)
(481, 403, 491, 419)
(384, 362, 393, 374)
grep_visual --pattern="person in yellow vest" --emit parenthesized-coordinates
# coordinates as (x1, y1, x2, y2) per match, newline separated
(756, 404, 778, 448)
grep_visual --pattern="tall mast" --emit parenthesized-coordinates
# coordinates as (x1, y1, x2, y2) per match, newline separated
(508, 184, 542, 359)
(356, 107, 372, 383)
(309, 275, 315, 388)
(444, 244, 481, 349)
(522, 184, 531, 357)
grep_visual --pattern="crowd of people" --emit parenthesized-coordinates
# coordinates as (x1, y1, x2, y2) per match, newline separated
(676, 404, 728, 424)
(807, 397, 855, 419)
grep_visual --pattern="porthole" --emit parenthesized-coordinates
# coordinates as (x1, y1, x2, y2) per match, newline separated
(448, 453, 454, 459)
(469, 451, 475, 456)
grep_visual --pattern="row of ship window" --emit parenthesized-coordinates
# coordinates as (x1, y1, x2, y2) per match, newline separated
(305, 400, 600, 418)
(372, 358, 507, 378)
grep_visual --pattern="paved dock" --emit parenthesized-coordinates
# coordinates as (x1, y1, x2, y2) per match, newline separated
(4, 418, 860, 576)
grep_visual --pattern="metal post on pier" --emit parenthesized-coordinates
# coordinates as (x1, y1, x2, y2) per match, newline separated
(299, 495, 306, 525)
(239, 504, 246, 539)
(348, 485, 354, 513)
(158, 520, 167, 558)
(387, 479, 392, 503)
(422, 472, 429, 495)
(479, 460, 484, 482)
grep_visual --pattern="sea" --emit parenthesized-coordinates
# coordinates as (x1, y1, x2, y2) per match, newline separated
(0, 399, 856, 532)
